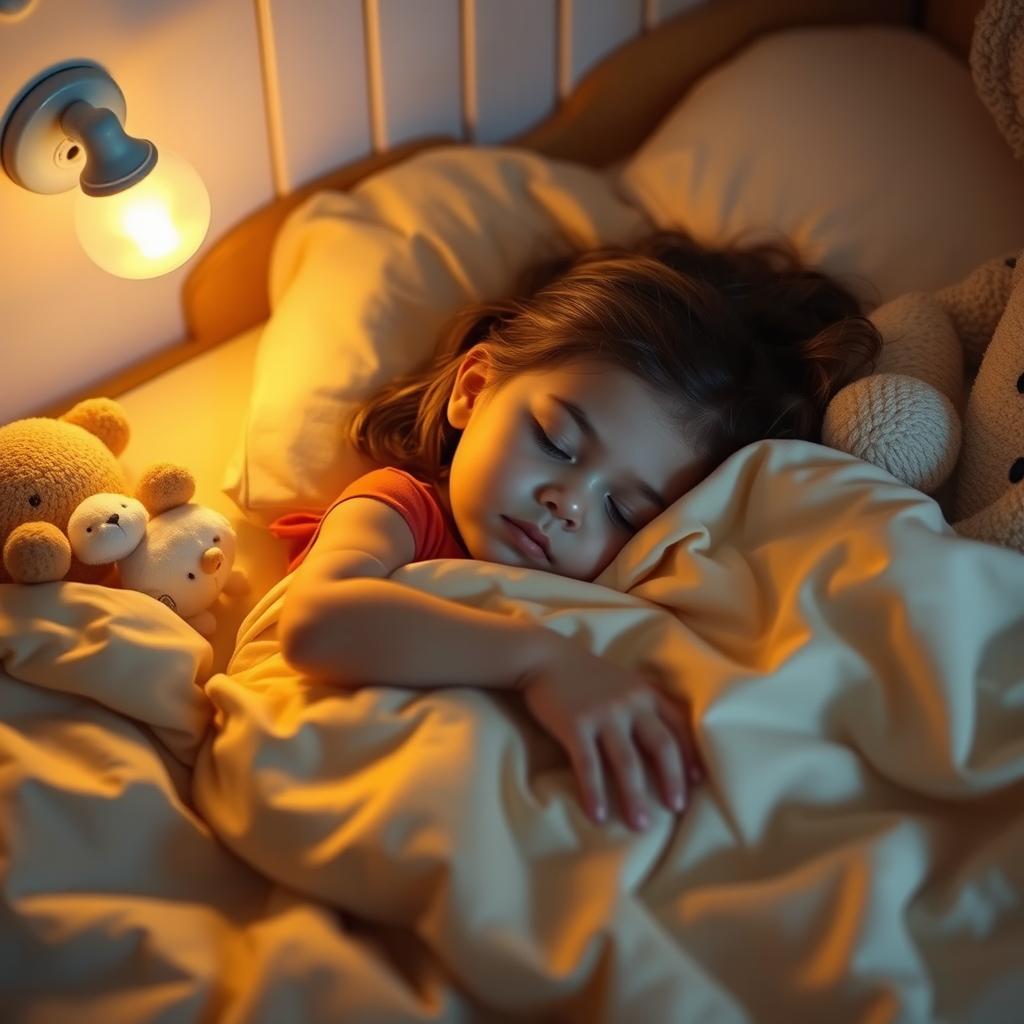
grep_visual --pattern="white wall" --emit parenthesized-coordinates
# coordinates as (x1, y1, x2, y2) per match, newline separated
(0, 0, 702, 424)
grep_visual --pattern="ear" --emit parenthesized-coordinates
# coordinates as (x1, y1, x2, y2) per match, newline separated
(446, 344, 493, 430)
(61, 397, 130, 456)
(135, 462, 195, 516)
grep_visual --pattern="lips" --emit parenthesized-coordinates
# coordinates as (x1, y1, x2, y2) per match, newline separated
(504, 516, 551, 561)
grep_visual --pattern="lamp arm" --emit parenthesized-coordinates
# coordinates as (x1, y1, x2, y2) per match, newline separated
(60, 99, 156, 197)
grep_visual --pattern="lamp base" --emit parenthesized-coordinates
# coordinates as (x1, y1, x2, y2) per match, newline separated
(1, 62, 126, 194)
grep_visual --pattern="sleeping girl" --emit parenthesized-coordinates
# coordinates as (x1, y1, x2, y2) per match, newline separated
(272, 230, 880, 833)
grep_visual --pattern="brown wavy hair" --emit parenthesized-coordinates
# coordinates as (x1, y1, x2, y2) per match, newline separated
(348, 229, 881, 484)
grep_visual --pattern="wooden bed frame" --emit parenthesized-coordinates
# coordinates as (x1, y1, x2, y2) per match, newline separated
(43, 0, 980, 416)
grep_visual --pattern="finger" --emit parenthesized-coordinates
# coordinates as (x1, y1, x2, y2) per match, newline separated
(633, 713, 686, 813)
(598, 723, 650, 831)
(567, 730, 608, 825)
(655, 693, 705, 784)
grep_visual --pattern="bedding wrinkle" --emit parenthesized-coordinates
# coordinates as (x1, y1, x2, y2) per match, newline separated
(914, 813, 1024, 942)
(673, 822, 933, 1020)
(793, 854, 870, 989)
(800, 825, 932, 995)
(0, 583, 213, 765)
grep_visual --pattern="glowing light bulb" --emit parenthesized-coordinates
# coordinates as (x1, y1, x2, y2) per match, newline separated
(73, 149, 210, 279)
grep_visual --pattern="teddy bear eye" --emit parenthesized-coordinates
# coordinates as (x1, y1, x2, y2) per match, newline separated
(86, 526, 93, 533)
(188, 572, 196, 580)
(28, 494, 41, 508)
(121, 503, 127, 509)
(213, 536, 220, 543)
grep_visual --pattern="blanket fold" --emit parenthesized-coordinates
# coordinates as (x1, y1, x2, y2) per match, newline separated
(191, 440, 1024, 1022)
(0, 583, 212, 764)
(3, 440, 1022, 1021)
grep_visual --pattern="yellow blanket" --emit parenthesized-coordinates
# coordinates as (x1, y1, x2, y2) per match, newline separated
(3, 440, 1023, 1021)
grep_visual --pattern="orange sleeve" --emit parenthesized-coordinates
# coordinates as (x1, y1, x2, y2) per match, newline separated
(269, 468, 461, 572)
(338, 468, 439, 561)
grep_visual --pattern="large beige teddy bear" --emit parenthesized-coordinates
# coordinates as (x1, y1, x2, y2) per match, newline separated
(0, 398, 130, 584)
(823, 0, 1024, 553)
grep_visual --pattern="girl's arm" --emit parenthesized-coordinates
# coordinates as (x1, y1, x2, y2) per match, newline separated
(278, 496, 702, 829)
(278, 497, 558, 690)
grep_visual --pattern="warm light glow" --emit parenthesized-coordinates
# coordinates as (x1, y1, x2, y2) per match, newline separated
(73, 149, 210, 279)
(123, 199, 180, 259)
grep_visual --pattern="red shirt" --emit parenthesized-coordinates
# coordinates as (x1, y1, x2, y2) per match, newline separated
(270, 468, 469, 573)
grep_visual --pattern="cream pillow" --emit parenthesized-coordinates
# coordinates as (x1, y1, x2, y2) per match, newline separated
(617, 26, 1024, 304)
(224, 146, 649, 522)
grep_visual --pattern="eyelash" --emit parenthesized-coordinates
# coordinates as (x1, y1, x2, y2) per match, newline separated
(530, 419, 635, 531)
(531, 418, 569, 460)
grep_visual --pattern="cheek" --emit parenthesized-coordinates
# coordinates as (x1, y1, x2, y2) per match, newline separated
(456, 418, 529, 494)
(457, 455, 517, 522)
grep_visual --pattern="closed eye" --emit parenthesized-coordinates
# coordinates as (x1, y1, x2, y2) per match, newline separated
(606, 497, 636, 532)
(531, 418, 570, 460)
(532, 419, 637, 532)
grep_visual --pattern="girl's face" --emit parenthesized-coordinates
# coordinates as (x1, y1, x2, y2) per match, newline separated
(444, 347, 707, 581)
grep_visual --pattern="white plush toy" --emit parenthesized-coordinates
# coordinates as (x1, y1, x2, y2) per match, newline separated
(69, 464, 245, 637)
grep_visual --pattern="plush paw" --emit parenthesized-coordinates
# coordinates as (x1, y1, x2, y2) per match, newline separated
(186, 609, 217, 637)
(3, 521, 72, 583)
(222, 568, 249, 596)
(822, 372, 961, 493)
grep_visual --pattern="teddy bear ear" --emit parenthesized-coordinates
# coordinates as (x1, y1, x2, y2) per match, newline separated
(135, 463, 196, 516)
(60, 397, 130, 456)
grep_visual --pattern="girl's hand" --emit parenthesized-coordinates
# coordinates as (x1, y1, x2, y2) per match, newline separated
(519, 638, 703, 830)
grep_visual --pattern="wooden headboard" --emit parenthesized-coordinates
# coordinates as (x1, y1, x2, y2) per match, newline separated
(51, 0, 984, 414)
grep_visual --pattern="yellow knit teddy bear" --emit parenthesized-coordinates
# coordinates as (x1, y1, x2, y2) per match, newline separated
(822, 0, 1024, 554)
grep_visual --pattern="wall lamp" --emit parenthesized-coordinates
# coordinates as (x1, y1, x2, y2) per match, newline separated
(1, 61, 210, 279)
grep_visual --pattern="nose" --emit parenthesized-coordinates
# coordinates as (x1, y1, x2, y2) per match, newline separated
(200, 547, 224, 575)
(542, 489, 583, 530)
(106, 513, 120, 525)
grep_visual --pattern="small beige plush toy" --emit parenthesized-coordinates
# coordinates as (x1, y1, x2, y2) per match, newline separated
(69, 464, 245, 637)
(823, 0, 1024, 554)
